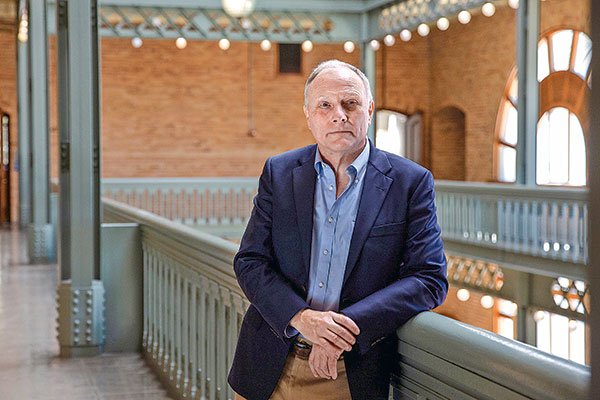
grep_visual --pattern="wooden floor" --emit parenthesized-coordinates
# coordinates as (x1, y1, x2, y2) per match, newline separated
(0, 226, 171, 400)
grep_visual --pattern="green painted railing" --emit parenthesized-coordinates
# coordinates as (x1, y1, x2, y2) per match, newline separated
(394, 312, 590, 399)
(103, 197, 247, 400)
(102, 177, 257, 226)
(101, 197, 590, 400)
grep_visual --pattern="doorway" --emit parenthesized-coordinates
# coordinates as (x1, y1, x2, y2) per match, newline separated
(0, 112, 10, 224)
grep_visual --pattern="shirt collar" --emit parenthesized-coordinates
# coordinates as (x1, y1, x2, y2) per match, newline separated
(314, 139, 370, 178)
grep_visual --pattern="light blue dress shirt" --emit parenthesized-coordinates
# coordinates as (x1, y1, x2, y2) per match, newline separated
(307, 142, 370, 312)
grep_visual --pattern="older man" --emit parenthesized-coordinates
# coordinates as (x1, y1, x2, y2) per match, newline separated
(228, 60, 448, 400)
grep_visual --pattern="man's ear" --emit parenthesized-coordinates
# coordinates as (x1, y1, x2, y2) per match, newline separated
(303, 105, 309, 120)
(368, 101, 375, 122)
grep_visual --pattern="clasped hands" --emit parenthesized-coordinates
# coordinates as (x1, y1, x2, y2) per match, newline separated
(290, 309, 360, 380)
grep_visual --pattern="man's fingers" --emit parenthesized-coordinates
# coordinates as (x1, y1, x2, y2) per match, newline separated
(325, 329, 353, 351)
(327, 354, 338, 380)
(331, 313, 360, 335)
(327, 326, 355, 348)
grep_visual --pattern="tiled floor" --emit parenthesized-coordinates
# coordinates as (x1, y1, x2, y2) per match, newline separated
(0, 226, 172, 400)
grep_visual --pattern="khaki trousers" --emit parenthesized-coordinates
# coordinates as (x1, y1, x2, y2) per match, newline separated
(234, 353, 352, 400)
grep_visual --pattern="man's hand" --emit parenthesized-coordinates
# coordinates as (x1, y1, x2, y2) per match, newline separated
(308, 343, 344, 380)
(290, 309, 359, 379)
(290, 309, 360, 352)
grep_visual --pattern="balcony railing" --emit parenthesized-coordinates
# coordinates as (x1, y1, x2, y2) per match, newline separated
(102, 177, 588, 270)
(102, 177, 257, 226)
(102, 197, 590, 400)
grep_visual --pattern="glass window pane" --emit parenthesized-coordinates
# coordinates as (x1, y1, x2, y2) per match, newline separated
(569, 113, 587, 186)
(538, 38, 550, 81)
(548, 107, 569, 184)
(375, 111, 407, 156)
(536, 311, 551, 352)
(573, 32, 592, 79)
(509, 77, 518, 105)
(501, 103, 518, 146)
(550, 313, 570, 359)
(497, 316, 514, 340)
(537, 112, 550, 185)
(497, 299, 518, 317)
(551, 30, 574, 72)
(498, 145, 516, 182)
(569, 320, 586, 365)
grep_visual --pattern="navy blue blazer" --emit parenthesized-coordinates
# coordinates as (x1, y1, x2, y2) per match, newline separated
(228, 142, 448, 400)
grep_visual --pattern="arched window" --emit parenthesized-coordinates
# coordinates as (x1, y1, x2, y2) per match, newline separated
(496, 29, 591, 186)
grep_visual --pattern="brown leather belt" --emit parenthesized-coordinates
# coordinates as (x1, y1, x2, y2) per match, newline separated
(291, 338, 344, 360)
(291, 337, 312, 360)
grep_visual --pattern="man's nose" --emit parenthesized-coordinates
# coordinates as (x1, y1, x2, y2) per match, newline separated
(331, 105, 348, 123)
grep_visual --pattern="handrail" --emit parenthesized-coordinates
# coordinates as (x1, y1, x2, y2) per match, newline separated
(395, 312, 590, 400)
(101, 197, 591, 400)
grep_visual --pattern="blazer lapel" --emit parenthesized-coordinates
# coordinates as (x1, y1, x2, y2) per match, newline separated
(292, 146, 317, 279)
(343, 146, 393, 285)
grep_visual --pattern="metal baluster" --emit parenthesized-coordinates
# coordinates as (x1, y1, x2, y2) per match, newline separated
(190, 282, 198, 399)
(175, 265, 183, 390)
(199, 277, 208, 398)
(182, 276, 190, 395)
(217, 287, 229, 399)
(207, 281, 218, 400)
(143, 243, 149, 351)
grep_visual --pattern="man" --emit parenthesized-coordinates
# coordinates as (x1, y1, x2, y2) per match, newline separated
(228, 59, 448, 400)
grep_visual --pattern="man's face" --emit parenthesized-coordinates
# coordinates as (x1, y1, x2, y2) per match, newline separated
(304, 67, 374, 157)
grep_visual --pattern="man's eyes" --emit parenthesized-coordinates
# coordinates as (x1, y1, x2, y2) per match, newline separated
(317, 100, 359, 109)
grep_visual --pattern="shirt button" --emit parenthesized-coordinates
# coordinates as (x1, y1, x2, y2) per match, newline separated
(323, 249, 328, 255)
(318, 282, 324, 288)
(329, 185, 334, 191)
(328, 217, 333, 223)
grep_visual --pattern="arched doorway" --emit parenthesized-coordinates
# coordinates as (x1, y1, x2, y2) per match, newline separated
(432, 106, 466, 180)
(0, 112, 10, 225)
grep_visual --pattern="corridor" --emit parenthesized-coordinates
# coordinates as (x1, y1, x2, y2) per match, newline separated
(0, 227, 171, 399)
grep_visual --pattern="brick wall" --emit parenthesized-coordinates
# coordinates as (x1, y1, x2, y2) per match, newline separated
(0, 0, 591, 222)
(100, 39, 359, 178)
(379, 0, 590, 182)
(435, 286, 494, 331)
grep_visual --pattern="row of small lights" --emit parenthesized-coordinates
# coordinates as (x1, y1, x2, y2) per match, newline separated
(456, 288, 579, 329)
(129, 0, 518, 52)
(456, 288, 499, 309)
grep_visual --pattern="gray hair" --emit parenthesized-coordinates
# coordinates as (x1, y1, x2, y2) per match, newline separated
(304, 60, 373, 107)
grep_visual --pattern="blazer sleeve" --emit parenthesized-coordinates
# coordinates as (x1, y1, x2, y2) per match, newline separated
(341, 170, 448, 355)
(234, 158, 309, 341)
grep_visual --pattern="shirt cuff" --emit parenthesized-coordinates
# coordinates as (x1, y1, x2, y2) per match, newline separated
(284, 325, 299, 339)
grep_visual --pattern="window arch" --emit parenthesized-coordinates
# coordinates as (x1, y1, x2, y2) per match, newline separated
(496, 29, 591, 186)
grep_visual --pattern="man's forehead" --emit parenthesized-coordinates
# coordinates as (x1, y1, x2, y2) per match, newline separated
(309, 67, 365, 96)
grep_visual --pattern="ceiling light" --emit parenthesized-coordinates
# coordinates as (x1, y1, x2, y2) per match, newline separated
(399, 29, 412, 42)
(482, 2, 496, 17)
(222, 0, 255, 18)
(175, 37, 187, 49)
(131, 37, 143, 48)
(260, 39, 271, 51)
(301, 40, 313, 52)
(508, 0, 519, 9)
(369, 39, 380, 51)
(456, 289, 470, 302)
(458, 10, 472, 24)
(437, 17, 450, 31)
(383, 34, 395, 46)
(481, 295, 495, 309)
(218, 38, 231, 50)
(343, 41, 355, 53)
(417, 23, 430, 37)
